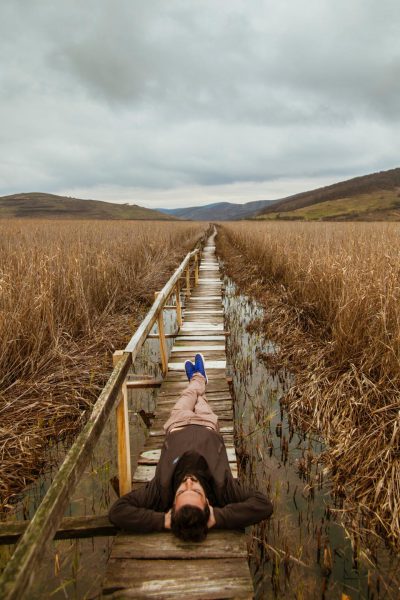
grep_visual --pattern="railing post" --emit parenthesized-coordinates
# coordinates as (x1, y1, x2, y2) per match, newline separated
(155, 292, 168, 375)
(185, 263, 191, 297)
(113, 351, 132, 496)
(194, 253, 199, 285)
(175, 281, 182, 327)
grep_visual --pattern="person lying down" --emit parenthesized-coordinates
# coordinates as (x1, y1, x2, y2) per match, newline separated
(109, 354, 273, 542)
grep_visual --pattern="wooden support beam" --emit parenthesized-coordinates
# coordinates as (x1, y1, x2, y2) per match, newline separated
(147, 333, 178, 339)
(155, 292, 168, 376)
(126, 379, 162, 389)
(0, 515, 116, 545)
(113, 352, 132, 497)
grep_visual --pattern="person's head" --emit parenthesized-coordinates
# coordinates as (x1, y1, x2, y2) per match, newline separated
(171, 475, 210, 542)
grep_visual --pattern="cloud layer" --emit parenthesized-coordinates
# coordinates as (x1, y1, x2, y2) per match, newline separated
(1, 0, 399, 207)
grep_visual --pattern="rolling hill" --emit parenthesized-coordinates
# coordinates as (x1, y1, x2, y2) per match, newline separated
(0, 193, 176, 220)
(256, 167, 400, 221)
(159, 199, 277, 221)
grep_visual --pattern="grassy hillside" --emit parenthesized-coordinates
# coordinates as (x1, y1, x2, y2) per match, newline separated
(0, 192, 176, 220)
(258, 190, 400, 221)
(257, 167, 400, 220)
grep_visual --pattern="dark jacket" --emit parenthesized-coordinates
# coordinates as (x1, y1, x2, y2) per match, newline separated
(109, 424, 273, 532)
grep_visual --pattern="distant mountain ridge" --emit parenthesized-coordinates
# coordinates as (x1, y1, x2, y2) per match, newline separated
(0, 192, 176, 220)
(159, 198, 277, 221)
(256, 167, 400, 220)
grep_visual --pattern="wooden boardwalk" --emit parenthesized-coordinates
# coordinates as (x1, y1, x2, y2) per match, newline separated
(102, 234, 254, 599)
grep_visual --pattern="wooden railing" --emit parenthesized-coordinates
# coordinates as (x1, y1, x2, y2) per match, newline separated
(0, 237, 205, 600)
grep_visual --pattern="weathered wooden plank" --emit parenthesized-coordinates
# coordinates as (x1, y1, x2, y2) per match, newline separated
(168, 352, 226, 361)
(138, 446, 237, 465)
(180, 323, 224, 329)
(176, 335, 226, 341)
(171, 345, 225, 351)
(103, 558, 253, 599)
(190, 296, 222, 300)
(110, 530, 247, 559)
(184, 310, 223, 314)
(169, 349, 225, 356)
(167, 360, 227, 370)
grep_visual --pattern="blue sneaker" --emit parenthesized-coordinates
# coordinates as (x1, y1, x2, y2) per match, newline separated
(185, 360, 195, 382)
(194, 353, 208, 384)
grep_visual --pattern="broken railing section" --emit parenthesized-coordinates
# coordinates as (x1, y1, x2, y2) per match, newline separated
(0, 232, 207, 600)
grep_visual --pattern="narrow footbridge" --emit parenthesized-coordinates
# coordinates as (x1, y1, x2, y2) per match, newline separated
(0, 230, 254, 599)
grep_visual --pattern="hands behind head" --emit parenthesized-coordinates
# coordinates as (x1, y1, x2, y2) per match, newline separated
(207, 504, 216, 529)
(165, 504, 215, 531)
(164, 509, 172, 530)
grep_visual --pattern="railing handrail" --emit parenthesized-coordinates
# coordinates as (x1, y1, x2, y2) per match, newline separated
(0, 241, 203, 600)
(124, 247, 198, 355)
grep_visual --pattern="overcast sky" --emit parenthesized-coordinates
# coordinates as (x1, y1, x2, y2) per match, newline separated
(1, 1, 399, 209)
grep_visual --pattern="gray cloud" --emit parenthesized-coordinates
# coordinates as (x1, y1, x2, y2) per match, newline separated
(0, 0, 399, 206)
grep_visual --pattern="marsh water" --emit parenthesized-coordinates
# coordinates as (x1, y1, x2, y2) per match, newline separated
(1, 281, 400, 599)
(223, 277, 400, 600)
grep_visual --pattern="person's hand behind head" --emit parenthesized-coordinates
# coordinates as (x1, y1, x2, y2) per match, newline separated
(207, 504, 216, 529)
(164, 509, 172, 530)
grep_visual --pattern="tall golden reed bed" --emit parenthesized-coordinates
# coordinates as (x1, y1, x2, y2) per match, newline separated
(218, 221, 400, 549)
(0, 220, 205, 508)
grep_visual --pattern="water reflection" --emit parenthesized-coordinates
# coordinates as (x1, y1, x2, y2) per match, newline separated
(223, 277, 400, 600)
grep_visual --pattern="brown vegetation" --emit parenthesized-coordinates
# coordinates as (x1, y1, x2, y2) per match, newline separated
(217, 221, 400, 549)
(0, 220, 205, 509)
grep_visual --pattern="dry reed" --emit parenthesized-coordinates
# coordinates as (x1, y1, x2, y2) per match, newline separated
(0, 220, 205, 509)
(217, 221, 400, 550)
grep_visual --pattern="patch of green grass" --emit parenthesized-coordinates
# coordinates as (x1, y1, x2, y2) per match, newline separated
(256, 190, 400, 221)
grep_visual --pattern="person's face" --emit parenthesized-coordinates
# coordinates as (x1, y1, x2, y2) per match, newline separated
(174, 475, 207, 511)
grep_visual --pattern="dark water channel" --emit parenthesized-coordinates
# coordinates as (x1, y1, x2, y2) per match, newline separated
(223, 277, 400, 600)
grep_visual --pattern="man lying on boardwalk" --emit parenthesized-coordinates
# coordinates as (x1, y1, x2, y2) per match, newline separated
(109, 354, 273, 542)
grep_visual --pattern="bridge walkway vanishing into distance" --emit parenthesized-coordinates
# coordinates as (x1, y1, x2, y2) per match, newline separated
(0, 230, 254, 599)
(102, 232, 253, 599)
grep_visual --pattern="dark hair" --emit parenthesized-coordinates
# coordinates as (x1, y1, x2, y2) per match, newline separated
(171, 504, 210, 542)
